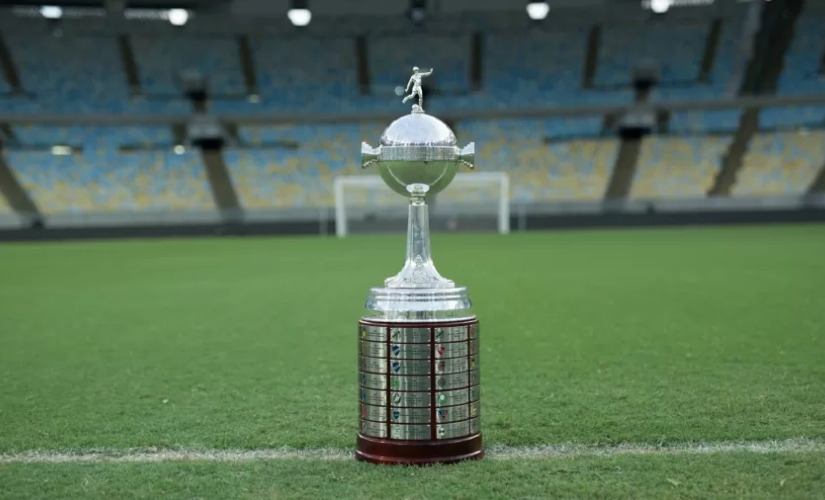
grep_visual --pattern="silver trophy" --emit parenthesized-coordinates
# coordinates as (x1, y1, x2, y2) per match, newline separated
(356, 68, 482, 465)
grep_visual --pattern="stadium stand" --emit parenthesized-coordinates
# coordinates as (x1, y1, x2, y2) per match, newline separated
(669, 110, 742, 134)
(457, 118, 617, 202)
(733, 130, 825, 197)
(5, 35, 189, 114)
(0, 193, 11, 214)
(631, 135, 731, 199)
(369, 34, 470, 94)
(777, 1, 825, 96)
(131, 36, 246, 96)
(8, 126, 214, 214)
(596, 21, 706, 87)
(484, 27, 632, 108)
(209, 36, 379, 114)
(225, 124, 363, 208)
(760, 105, 825, 129)
(0, 0, 824, 224)
(224, 117, 617, 210)
(650, 6, 746, 102)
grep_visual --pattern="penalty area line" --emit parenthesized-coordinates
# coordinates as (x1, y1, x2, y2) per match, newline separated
(1, 438, 823, 464)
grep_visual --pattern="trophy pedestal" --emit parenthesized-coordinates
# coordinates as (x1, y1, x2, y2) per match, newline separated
(356, 433, 483, 465)
(357, 294, 482, 465)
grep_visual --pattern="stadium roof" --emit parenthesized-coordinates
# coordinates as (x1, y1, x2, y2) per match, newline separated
(3, 0, 694, 17)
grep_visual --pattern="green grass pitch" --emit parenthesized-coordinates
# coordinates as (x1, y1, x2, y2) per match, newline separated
(1, 224, 824, 498)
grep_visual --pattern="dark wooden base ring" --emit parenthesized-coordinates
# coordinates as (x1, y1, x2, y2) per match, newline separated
(356, 433, 483, 465)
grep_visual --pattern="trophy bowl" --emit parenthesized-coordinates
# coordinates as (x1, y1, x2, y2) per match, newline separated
(362, 107, 475, 198)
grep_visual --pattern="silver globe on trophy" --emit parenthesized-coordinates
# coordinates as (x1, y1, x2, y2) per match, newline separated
(356, 68, 482, 465)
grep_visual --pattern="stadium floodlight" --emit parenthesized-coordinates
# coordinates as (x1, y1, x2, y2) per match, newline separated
(650, 0, 672, 13)
(526, 2, 550, 20)
(167, 8, 189, 26)
(173, 144, 186, 154)
(40, 5, 62, 19)
(287, 0, 311, 26)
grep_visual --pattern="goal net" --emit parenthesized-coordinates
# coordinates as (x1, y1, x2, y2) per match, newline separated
(333, 172, 510, 237)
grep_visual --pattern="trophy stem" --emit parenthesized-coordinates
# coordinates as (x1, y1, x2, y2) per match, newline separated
(406, 186, 433, 268)
(384, 184, 453, 288)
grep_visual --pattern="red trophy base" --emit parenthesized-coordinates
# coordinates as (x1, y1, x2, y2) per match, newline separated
(356, 433, 483, 465)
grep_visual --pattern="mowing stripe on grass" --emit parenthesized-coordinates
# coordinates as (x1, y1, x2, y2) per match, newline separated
(1, 438, 823, 464)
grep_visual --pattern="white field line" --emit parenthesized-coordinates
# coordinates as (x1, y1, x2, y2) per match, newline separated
(1, 438, 823, 464)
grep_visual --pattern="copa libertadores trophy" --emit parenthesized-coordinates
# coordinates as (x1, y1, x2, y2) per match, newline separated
(356, 67, 482, 465)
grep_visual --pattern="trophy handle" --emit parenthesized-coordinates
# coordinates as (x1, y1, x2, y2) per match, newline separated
(361, 142, 380, 169)
(459, 143, 475, 169)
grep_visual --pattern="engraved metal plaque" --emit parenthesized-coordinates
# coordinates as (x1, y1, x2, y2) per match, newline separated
(468, 355, 479, 370)
(469, 369, 479, 385)
(436, 420, 469, 439)
(469, 416, 480, 434)
(435, 388, 468, 407)
(435, 342, 468, 359)
(388, 359, 430, 376)
(469, 385, 480, 402)
(436, 404, 469, 423)
(389, 343, 430, 359)
(360, 387, 387, 406)
(360, 403, 385, 422)
(391, 390, 430, 407)
(389, 375, 430, 391)
(434, 357, 468, 375)
(360, 357, 386, 374)
(469, 323, 478, 339)
(390, 424, 431, 440)
(434, 372, 468, 390)
(390, 407, 430, 424)
(360, 325, 386, 342)
(361, 419, 387, 438)
(469, 401, 479, 418)
(360, 372, 387, 390)
(468, 340, 479, 355)
(389, 327, 430, 344)
(360, 340, 386, 358)
(434, 326, 467, 343)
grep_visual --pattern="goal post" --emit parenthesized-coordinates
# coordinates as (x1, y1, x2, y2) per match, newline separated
(333, 172, 510, 237)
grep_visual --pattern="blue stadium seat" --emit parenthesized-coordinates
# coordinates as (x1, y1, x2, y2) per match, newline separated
(759, 105, 825, 129)
(246, 37, 360, 112)
(6, 35, 189, 114)
(456, 118, 618, 202)
(225, 124, 362, 208)
(597, 21, 706, 87)
(777, 3, 825, 96)
(631, 135, 731, 199)
(484, 27, 632, 109)
(369, 34, 470, 94)
(669, 110, 742, 134)
(132, 36, 246, 96)
(734, 131, 825, 196)
(8, 126, 214, 213)
(650, 7, 746, 103)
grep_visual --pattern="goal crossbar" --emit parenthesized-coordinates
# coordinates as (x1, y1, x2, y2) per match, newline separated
(333, 172, 510, 237)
